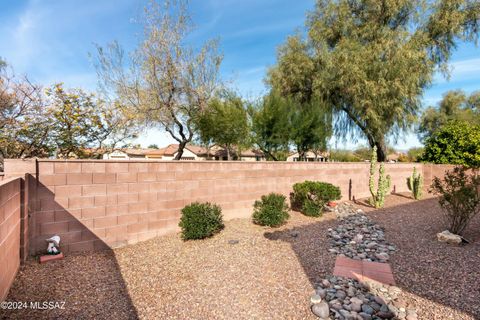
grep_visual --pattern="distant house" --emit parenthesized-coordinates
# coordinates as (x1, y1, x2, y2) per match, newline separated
(101, 144, 266, 161)
(102, 148, 157, 160)
(286, 150, 329, 162)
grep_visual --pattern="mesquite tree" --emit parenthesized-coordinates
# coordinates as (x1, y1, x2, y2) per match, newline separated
(268, 0, 480, 161)
(95, 0, 223, 160)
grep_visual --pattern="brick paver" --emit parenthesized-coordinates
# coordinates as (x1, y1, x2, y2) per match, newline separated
(333, 256, 396, 285)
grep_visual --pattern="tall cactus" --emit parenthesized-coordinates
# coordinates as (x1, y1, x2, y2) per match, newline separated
(407, 167, 423, 200)
(369, 146, 391, 208)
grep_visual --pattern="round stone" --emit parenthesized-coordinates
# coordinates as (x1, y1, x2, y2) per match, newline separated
(310, 294, 322, 304)
(311, 301, 330, 319)
(361, 304, 374, 315)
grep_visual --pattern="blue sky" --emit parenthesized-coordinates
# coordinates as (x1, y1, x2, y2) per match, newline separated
(1, 0, 479, 150)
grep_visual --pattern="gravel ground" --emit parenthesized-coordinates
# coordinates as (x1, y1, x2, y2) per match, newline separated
(2, 194, 479, 320)
(361, 193, 480, 320)
(2, 212, 337, 320)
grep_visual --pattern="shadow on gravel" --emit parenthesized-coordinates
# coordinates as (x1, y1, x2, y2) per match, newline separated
(264, 195, 480, 319)
(2, 178, 139, 320)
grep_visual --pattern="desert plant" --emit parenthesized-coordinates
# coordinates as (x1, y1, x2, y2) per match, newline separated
(179, 202, 224, 240)
(430, 166, 480, 235)
(291, 181, 341, 217)
(369, 146, 391, 208)
(252, 193, 290, 227)
(407, 167, 423, 200)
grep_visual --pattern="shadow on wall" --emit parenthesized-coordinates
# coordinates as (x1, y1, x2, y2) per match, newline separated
(2, 178, 140, 319)
(263, 195, 480, 319)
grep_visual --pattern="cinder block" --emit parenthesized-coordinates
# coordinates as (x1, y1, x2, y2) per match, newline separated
(39, 253, 64, 264)
(105, 162, 129, 173)
(94, 195, 117, 206)
(105, 204, 128, 216)
(138, 172, 156, 182)
(66, 173, 93, 185)
(93, 216, 117, 229)
(69, 196, 94, 209)
(93, 173, 116, 184)
(39, 174, 67, 186)
(54, 185, 82, 198)
(117, 172, 138, 183)
(127, 222, 148, 234)
(82, 185, 107, 196)
(81, 162, 106, 173)
(117, 213, 139, 225)
(81, 206, 106, 219)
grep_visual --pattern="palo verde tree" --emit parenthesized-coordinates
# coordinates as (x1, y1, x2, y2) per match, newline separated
(95, 0, 223, 160)
(195, 92, 250, 160)
(46, 84, 136, 159)
(268, 0, 480, 162)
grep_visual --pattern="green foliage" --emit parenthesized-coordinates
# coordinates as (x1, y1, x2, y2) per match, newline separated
(418, 90, 480, 142)
(422, 121, 480, 167)
(290, 98, 332, 161)
(148, 144, 159, 149)
(250, 91, 331, 161)
(252, 193, 290, 227)
(430, 166, 480, 235)
(268, 0, 480, 161)
(291, 181, 341, 217)
(46, 84, 136, 158)
(369, 147, 391, 208)
(407, 167, 423, 200)
(179, 202, 224, 240)
(249, 92, 293, 161)
(329, 150, 362, 162)
(195, 92, 250, 160)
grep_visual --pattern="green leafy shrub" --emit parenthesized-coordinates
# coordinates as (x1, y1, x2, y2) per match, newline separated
(369, 146, 391, 208)
(179, 202, 224, 240)
(407, 167, 423, 200)
(430, 166, 480, 235)
(252, 193, 289, 227)
(421, 121, 480, 167)
(291, 181, 341, 217)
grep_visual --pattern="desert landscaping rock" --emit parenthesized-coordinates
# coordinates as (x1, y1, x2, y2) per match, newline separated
(327, 211, 396, 262)
(311, 275, 418, 320)
(436, 230, 462, 244)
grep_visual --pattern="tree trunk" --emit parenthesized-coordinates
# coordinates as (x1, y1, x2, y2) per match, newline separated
(226, 146, 231, 161)
(174, 142, 187, 160)
(374, 139, 387, 162)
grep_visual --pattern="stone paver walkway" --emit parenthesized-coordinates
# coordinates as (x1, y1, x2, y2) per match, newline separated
(333, 256, 396, 285)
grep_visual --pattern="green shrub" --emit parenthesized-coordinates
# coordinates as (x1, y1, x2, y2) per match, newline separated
(179, 202, 224, 240)
(291, 181, 341, 217)
(252, 193, 289, 227)
(430, 166, 480, 235)
(421, 121, 480, 167)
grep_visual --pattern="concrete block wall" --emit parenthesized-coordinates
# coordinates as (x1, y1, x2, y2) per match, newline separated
(0, 178, 22, 301)
(28, 160, 429, 254)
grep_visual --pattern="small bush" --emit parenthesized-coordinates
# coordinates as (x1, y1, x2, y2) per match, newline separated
(291, 181, 341, 217)
(430, 166, 480, 235)
(252, 193, 289, 227)
(179, 202, 224, 240)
